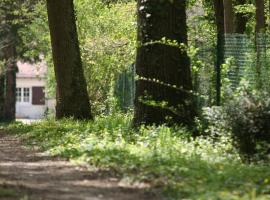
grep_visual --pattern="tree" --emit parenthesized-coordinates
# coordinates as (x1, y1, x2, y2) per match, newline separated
(0, 69, 4, 121)
(0, 31, 6, 121)
(133, 0, 194, 127)
(214, 0, 225, 106)
(2, 33, 17, 122)
(255, 0, 266, 87)
(223, 0, 234, 34)
(234, 0, 249, 34)
(0, 0, 40, 122)
(214, 0, 250, 105)
(0, 2, 19, 122)
(255, 0, 265, 33)
(46, 0, 93, 120)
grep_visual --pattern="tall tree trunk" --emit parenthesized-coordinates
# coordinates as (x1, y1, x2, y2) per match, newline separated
(4, 60, 16, 122)
(0, 72, 5, 121)
(234, 0, 248, 33)
(214, 0, 225, 106)
(269, 0, 270, 29)
(3, 34, 16, 122)
(223, 0, 234, 34)
(133, 0, 194, 127)
(255, 0, 266, 33)
(255, 0, 266, 88)
(46, 0, 93, 120)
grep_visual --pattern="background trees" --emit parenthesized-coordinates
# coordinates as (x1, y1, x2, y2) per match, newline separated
(20, 0, 136, 115)
(2, 0, 270, 127)
(234, 0, 249, 34)
(2, 2, 270, 197)
(0, 1, 18, 122)
(0, 0, 38, 122)
(0, 67, 5, 121)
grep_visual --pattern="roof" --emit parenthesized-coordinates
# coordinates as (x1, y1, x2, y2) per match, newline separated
(16, 61, 47, 78)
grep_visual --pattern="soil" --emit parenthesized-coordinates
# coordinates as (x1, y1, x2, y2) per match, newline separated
(0, 133, 162, 200)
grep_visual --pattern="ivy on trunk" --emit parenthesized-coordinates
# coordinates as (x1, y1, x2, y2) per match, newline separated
(134, 0, 195, 127)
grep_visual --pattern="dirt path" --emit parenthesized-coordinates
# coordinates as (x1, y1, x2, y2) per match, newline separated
(0, 133, 162, 200)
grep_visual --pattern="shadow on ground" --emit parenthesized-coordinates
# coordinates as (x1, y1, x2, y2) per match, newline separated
(0, 133, 162, 200)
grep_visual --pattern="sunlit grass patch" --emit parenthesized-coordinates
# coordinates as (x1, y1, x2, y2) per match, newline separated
(7, 113, 270, 200)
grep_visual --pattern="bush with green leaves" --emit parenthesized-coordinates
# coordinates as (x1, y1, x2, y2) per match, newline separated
(224, 82, 270, 162)
(196, 106, 229, 139)
(76, 0, 137, 114)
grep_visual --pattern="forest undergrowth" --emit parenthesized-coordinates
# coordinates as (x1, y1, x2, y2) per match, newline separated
(5, 113, 270, 200)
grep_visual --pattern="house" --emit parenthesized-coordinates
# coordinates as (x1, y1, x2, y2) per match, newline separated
(16, 61, 54, 119)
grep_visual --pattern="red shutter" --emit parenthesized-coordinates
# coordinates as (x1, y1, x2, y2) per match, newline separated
(32, 87, 45, 105)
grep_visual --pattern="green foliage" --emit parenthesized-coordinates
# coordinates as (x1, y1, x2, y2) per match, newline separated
(76, 0, 136, 114)
(234, 3, 255, 15)
(188, 1, 216, 106)
(0, 0, 42, 60)
(7, 114, 270, 200)
(17, 2, 55, 97)
(224, 83, 270, 162)
(0, 186, 28, 200)
(19, 0, 137, 114)
(196, 106, 228, 139)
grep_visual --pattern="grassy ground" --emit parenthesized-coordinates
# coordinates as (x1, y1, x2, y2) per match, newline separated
(0, 186, 28, 200)
(5, 113, 270, 200)
(0, 188, 17, 198)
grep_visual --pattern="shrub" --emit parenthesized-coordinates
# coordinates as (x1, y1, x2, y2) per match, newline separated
(224, 84, 270, 162)
(196, 106, 229, 139)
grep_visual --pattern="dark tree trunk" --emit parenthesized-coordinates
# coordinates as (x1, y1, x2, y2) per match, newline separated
(46, 0, 93, 120)
(0, 73, 5, 121)
(269, 0, 270, 29)
(223, 0, 234, 34)
(255, 0, 266, 88)
(2, 34, 17, 122)
(133, 0, 194, 127)
(4, 61, 16, 122)
(255, 0, 266, 33)
(234, 0, 248, 33)
(214, 0, 225, 106)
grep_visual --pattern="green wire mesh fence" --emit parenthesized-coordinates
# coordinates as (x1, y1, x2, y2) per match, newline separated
(113, 33, 270, 110)
(224, 33, 270, 90)
(114, 63, 135, 111)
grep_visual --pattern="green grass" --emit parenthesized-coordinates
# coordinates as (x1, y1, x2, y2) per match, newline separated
(6, 113, 270, 200)
(0, 187, 17, 198)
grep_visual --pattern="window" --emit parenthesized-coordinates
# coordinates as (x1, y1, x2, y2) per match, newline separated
(32, 87, 45, 105)
(16, 87, 30, 103)
(16, 88, 22, 102)
(23, 88, 30, 102)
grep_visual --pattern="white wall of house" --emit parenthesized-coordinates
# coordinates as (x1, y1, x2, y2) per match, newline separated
(16, 77, 48, 119)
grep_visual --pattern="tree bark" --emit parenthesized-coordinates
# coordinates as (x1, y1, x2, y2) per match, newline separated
(255, 0, 265, 33)
(0, 25, 17, 123)
(46, 0, 93, 120)
(223, 0, 234, 34)
(234, 0, 248, 34)
(0, 72, 5, 121)
(214, 0, 225, 106)
(269, 0, 270, 29)
(133, 0, 194, 127)
(255, 0, 266, 88)
(2, 33, 17, 122)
